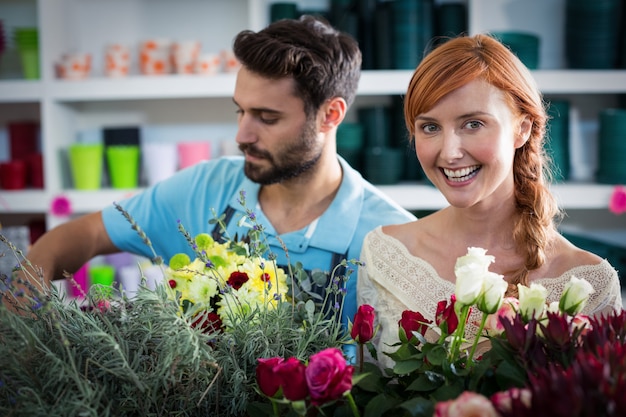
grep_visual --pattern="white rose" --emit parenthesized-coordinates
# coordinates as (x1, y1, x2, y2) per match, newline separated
(454, 247, 495, 306)
(518, 282, 548, 322)
(476, 271, 507, 314)
(559, 275, 595, 316)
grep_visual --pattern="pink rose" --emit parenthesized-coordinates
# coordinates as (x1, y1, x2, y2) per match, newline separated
(351, 304, 376, 343)
(570, 314, 592, 341)
(274, 357, 309, 401)
(305, 347, 353, 406)
(491, 388, 531, 414)
(256, 357, 283, 397)
(436, 391, 498, 417)
(485, 297, 520, 336)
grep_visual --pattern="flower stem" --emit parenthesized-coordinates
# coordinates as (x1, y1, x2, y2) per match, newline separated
(467, 313, 488, 367)
(359, 343, 364, 373)
(450, 305, 470, 362)
(346, 392, 361, 417)
(271, 399, 280, 417)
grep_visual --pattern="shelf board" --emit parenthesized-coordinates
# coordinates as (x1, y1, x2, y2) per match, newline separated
(0, 190, 48, 213)
(0, 80, 43, 102)
(0, 183, 619, 214)
(2, 70, 625, 102)
(49, 74, 238, 102)
(377, 182, 618, 211)
(357, 70, 626, 95)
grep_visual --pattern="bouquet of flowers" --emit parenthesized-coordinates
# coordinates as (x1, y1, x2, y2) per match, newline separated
(256, 247, 626, 417)
(0, 194, 358, 417)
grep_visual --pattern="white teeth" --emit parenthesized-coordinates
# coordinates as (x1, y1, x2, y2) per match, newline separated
(443, 165, 480, 182)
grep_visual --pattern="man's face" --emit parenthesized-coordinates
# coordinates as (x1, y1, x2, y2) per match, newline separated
(233, 67, 324, 185)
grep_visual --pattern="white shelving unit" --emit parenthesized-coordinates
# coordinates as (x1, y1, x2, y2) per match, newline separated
(0, 0, 625, 234)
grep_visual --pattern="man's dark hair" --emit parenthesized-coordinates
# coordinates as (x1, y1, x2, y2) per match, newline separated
(233, 15, 362, 117)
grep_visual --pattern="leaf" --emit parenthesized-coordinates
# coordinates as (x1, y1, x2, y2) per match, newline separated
(364, 393, 400, 417)
(393, 359, 423, 375)
(387, 343, 421, 362)
(311, 269, 330, 286)
(406, 373, 442, 392)
(425, 344, 448, 366)
(430, 378, 465, 402)
(398, 396, 435, 417)
(495, 359, 528, 388)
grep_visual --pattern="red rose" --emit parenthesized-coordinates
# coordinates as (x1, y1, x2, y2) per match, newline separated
(256, 357, 284, 397)
(305, 348, 353, 406)
(399, 310, 432, 342)
(435, 295, 459, 335)
(227, 271, 249, 290)
(351, 304, 376, 343)
(274, 357, 309, 401)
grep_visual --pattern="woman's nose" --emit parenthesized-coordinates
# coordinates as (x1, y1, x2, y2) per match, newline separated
(440, 131, 464, 163)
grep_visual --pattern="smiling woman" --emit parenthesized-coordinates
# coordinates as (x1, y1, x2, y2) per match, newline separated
(356, 33, 622, 373)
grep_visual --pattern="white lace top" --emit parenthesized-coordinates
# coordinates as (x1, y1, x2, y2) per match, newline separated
(357, 226, 623, 369)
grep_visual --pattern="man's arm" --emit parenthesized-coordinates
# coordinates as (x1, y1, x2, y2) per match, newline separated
(21, 211, 119, 288)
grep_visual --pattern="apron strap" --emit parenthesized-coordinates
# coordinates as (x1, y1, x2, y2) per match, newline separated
(211, 205, 236, 242)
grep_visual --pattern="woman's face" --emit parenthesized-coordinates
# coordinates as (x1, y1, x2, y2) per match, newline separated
(412, 79, 531, 210)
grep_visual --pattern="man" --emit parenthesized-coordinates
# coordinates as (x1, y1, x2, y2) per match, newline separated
(17, 15, 415, 325)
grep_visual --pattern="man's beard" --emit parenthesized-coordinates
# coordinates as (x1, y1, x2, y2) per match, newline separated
(240, 121, 322, 185)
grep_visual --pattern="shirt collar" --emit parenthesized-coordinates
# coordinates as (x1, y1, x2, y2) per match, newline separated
(227, 156, 363, 254)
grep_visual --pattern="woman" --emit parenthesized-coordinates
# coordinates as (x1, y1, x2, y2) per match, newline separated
(357, 34, 622, 368)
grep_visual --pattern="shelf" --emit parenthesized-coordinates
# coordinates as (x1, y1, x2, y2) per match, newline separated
(0, 183, 618, 214)
(0, 80, 43, 103)
(48, 75, 238, 102)
(357, 70, 626, 96)
(0, 70, 618, 102)
(0, 190, 48, 213)
(377, 182, 618, 211)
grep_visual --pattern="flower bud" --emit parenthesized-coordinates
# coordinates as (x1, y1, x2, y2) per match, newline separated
(484, 297, 519, 336)
(518, 283, 548, 322)
(399, 310, 432, 343)
(476, 271, 507, 314)
(274, 357, 309, 401)
(351, 304, 376, 344)
(559, 275, 594, 316)
(256, 357, 284, 397)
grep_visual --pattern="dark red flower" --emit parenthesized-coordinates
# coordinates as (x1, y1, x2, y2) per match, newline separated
(351, 304, 376, 344)
(227, 271, 249, 290)
(274, 357, 309, 401)
(256, 357, 284, 397)
(260, 272, 271, 282)
(168, 279, 177, 288)
(191, 311, 223, 334)
(399, 310, 432, 342)
(435, 295, 459, 335)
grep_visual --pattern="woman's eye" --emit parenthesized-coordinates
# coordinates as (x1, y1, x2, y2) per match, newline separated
(421, 123, 438, 134)
(465, 120, 483, 129)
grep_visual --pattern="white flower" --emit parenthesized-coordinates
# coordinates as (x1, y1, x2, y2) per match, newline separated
(476, 271, 507, 314)
(559, 275, 595, 316)
(454, 247, 495, 306)
(518, 282, 548, 322)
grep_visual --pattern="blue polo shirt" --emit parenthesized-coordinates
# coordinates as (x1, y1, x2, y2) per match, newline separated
(102, 156, 415, 327)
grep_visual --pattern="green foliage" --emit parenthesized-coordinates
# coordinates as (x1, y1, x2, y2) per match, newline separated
(0, 195, 354, 416)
